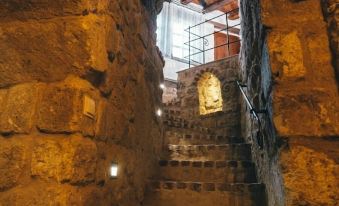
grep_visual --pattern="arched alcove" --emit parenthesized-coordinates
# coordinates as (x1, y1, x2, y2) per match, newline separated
(197, 72, 223, 115)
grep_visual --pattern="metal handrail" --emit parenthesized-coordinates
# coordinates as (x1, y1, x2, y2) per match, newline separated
(237, 81, 268, 149)
(236, 81, 260, 121)
(186, 23, 240, 44)
(184, 7, 240, 67)
(184, 39, 241, 59)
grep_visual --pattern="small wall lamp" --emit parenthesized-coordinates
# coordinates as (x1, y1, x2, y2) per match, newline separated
(156, 108, 162, 117)
(110, 162, 118, 179)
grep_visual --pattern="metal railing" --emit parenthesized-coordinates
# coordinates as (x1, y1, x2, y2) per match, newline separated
(237, 81, 260, 121)
(184, 7, 240, 68)
(236, 81, 267, 149)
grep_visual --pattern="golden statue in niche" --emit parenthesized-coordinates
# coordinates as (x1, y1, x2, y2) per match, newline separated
(197, 72, 223, 115)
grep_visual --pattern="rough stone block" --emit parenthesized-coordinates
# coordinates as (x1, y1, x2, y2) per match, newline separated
(0, 138, 26, 191)
(0, 183, 78, 206)
(0, 15, 109, 88)
(36, 77, 99, 136)
(261, 0, 325, 27)
(0, 84, 38, 134)
(37, 86, 79, 133)
(273, 90, 339, 137)
(0, 89, 8, 123)
(31, 139, 73, 182)
(31, 136, 97, 184)
(269, 31, 306, 78)
(70, 137, 97, 185)
(281, 142, 339, 205)
(0, 0, 107, 19)
(95, 99, 128, 142)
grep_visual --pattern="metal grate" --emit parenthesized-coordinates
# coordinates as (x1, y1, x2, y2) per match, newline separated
(184, 7, 240, 68)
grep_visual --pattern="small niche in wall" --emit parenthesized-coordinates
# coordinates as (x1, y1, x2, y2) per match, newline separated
(198, 72, 223, 115)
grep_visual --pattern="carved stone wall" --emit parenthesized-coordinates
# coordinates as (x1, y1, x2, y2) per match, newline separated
(240, 0, 339, 205)
(0, 0, 164, 205)
(197, 72, 223, 115)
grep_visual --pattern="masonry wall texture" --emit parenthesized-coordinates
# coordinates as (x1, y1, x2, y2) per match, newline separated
(177, 56, 241, 136)
(321, 0, 339, 81)
(240, 0, 339, 205)
(0, 0, 165, 205)
(162, 79, 178, 104)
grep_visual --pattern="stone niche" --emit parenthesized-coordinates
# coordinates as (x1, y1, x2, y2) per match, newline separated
(197, 72, 223, 115)
(176, 56, 240, 136)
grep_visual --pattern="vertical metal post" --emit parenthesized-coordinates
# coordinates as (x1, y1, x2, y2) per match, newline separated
(202, 36, 205, 64)
(225, 12, 230, 56)
(188, 26, 191, 68)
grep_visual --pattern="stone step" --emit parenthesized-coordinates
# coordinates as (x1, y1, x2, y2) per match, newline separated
(166, 144, 252, 161)
(165, 125, 240, 137)
(164, 120, 212, 133)
(164, 102, 180, 108)
(157, 160, 257, 183)
(164, 108, 181, 116)
(165, 131, 244, 145)
(144, 181, 266, 206)
(165, 126, 217, 136)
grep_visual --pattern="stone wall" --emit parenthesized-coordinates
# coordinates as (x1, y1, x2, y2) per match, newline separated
(0, 0, 164, 205)
(162, 79, 178, 104)
(321, 0, 338, 81)
(177, 56, 241, 136)
(240, 0, 339, 205)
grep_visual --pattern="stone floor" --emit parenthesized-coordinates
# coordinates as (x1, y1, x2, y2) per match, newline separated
(143, 108, 267, 206)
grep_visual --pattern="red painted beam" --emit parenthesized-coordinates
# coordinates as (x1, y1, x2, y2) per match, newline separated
(203, 0, 233, 13)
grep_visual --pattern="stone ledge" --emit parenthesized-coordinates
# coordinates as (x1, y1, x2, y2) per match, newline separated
(168, 143, 251, 151)
(165, 131, 245, 144)
(159, 160, 254, 169)
(149, 181, 265, 193)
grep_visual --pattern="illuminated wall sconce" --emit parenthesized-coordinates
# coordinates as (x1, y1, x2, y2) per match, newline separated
(156, 108, 162, 117)
(110, 162, 118, 179)
(159, 83, 165, 90)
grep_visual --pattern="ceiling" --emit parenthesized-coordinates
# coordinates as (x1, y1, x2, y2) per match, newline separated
(180, 0, 239, 19)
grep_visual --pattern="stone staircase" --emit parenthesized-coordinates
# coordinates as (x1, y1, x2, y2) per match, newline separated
(143, 109, 267, 206)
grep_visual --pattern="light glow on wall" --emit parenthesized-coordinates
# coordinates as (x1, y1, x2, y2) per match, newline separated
(198, 72, 223, 115)
(160, 83, 166, 90)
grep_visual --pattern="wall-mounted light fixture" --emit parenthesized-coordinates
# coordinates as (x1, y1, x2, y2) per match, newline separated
(159, 83, 165, 90)
(156, 108, 162, 117)
(110, 162, 118, 179)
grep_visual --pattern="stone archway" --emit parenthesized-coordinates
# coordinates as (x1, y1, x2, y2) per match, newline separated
(197, 72, 223, 115)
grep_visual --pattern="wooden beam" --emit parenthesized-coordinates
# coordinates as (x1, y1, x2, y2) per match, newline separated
(203, 0, 233, 13)
(180, 0, 194, 4)
(209, 20, 240, 35)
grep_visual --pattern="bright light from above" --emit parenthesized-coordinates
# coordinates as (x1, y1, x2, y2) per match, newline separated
(110, 162, 118, 178)
(156, 109, 162, 117)
(160, 83, 165, 90)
